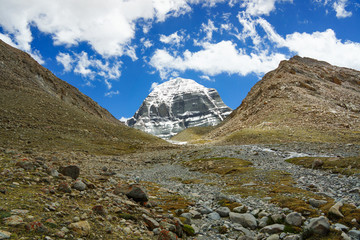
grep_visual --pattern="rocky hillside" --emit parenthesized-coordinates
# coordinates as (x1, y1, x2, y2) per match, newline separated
(0, 40, 167, 154)
(127, 78, 232, 139)
(201, 56, 360, 144)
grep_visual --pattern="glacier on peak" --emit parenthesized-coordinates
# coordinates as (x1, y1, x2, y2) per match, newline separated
(126, 77, 232, 139)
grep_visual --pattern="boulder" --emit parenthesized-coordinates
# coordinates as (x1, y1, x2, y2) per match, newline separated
(114, 183, 148, 203)
(73, 180, 87, 191)
(143, 214, 159, 230)
(208, 212, 221, 220)
(285, 212, 302, 226)
(308, 198, 327, 208)
(229, 212, 257, 230)
(59, 165, 80, 180)
(260, 224, 285, 234)
(68, 220, 91, 236)
(329, 201, 344, 218)
(0, 230, 11, 239)
(157, 229, 178, 240)
(4, 215, 23, 226)
(216, 207, 230, 217)
(348, 230, 360, 240)
(307, 216, 330, 235)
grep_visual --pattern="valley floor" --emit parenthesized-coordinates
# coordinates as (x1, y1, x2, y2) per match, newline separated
(1, 143, 360, 239)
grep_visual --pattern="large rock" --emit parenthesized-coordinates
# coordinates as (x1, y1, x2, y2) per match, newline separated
(68, 220, 91, 236)
(229, 212, 257, 230)
(348, 230, 360, 240)
(143, 214, 159, 230)
(260, 224, 285, 234)
(285, 212, 302, 226)
(216, 207, 231, 217)
(0, 230, 11, 239)
(59, 165, 80, 180)
(126, 78, 232, 139)
(114, 183, 148, 203)
(4, 215, 23, 226)
(307, 216, 330, 235)
(328, 201, 344, 218)
(308, 198, 327, 208)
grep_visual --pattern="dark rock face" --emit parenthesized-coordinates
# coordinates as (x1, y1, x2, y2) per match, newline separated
(127, 78, 232, 139)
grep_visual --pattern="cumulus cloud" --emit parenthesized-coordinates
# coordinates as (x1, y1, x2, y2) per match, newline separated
(235, 0, 293, 16)
(256, 19, 360, 70)
(56, 52, 74, 72)
(150, 40, 286, 79)
(282, 30, 360, 70)
(160, 31, 184, 46)
(0, 0, 198, 59)
(312, 0, 353, 18)
(59, 51, 122, 88)
(333, 0, 352, 18)
(202, 20, 218, 41)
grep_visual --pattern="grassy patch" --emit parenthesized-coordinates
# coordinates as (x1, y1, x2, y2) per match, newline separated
(286, 156, 360, 175)
(143, 182, 192, 214)
(171, 126, 215, 143)
(223, 128, 360, 145)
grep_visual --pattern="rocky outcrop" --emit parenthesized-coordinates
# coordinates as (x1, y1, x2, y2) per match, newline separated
(127, 78, 232, 139)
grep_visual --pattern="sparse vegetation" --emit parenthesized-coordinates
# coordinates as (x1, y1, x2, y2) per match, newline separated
(286, 156, 360, 175)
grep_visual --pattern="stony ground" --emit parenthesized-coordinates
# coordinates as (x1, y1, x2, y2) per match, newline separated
(1, 143, 360, 239)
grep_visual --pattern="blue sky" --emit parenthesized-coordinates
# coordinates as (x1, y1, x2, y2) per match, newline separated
(0, 0, 359, 120)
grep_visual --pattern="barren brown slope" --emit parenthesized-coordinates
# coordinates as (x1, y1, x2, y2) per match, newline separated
(0, 40, 168, 154)
(205, 56, 360, 144)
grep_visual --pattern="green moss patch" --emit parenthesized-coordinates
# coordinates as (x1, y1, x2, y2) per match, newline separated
(286, 156, 360, 175)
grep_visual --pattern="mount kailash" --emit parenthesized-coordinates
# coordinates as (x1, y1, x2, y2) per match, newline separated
(126, 78, 232, 139)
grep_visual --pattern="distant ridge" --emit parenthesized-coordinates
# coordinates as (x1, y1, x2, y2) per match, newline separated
(0, 40, 167, 154)
(127, 77, 232, 139)
(173, 56, 360, 144)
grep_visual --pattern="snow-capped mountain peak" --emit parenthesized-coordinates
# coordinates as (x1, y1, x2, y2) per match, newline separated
(126, 77, 232, 139)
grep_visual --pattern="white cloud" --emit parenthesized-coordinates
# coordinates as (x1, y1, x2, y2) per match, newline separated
(236, 13, 261, 45)
(150, 40, 286, 79)
(70, 51, 122, 87)
(202, 20, 218, 41)
(333, 0, 352, 18)
(0, 0, 198, 60)
(0, 33, 16, 47)
(141, 38, 153, 48)
(105, 90, 120, 97)
(56, 52, 74, 72)
(160, 31, 184, 47)
(312, 0, 353, 18)
(255, 18, 360, 70)
(239, 0, 293, 16)
(200, 75, 214, 81)
(282, 29, 360, 71)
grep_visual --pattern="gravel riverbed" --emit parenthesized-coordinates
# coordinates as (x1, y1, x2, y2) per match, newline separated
(119, 143, 360, 239)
